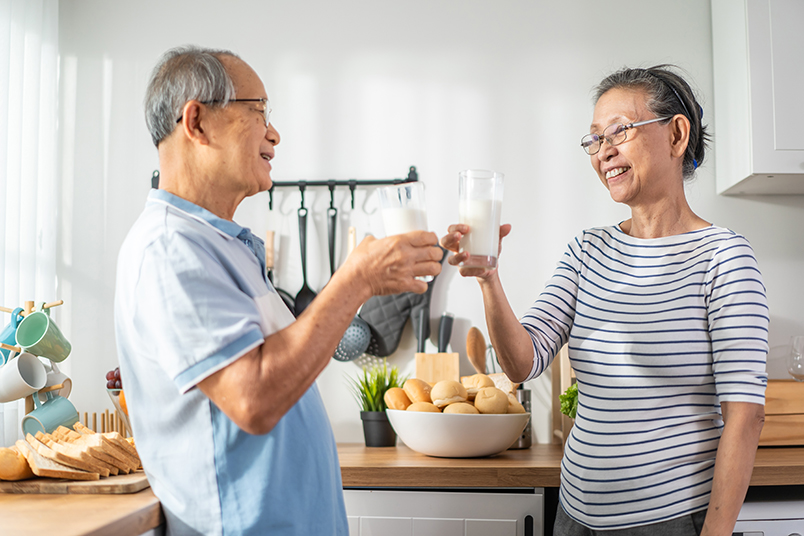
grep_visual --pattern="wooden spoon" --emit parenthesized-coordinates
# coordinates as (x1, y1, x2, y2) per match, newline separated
(466, 327, 487, 374)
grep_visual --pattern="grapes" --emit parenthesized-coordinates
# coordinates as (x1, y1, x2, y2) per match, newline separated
(105, 367, 123, 390)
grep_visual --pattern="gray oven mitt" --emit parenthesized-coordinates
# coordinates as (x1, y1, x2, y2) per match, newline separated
(358, 247, 446, 357)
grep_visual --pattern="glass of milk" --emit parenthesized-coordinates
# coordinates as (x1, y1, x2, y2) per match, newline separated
(458, 169, 504, 269)
(378, 181, 433, 281)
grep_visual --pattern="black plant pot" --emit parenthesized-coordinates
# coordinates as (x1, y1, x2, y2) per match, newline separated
(360, 411, 397, 447)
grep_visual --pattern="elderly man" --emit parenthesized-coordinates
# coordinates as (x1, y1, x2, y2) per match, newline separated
(114, 45, 442, 535)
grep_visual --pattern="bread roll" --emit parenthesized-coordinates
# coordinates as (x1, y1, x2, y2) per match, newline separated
(461, 374, 495, 400)
(384, 387, 412, 410)
(473, 387, 509, 414)
(430, 380, 468, 408)
(507, 394, 526, 414)
(406, 401, 441, 412)
(443, 402, 479, 414)
(0, 446, 34, 481)
(488, 373, 518, 395)
(403, 378, 432, 404)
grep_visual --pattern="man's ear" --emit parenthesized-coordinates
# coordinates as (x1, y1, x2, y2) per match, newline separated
(179, 100, 212, 145)
(669, 114, 690, 159)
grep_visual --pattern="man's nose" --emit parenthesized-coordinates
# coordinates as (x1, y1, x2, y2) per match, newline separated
(266, 123, 280, 145)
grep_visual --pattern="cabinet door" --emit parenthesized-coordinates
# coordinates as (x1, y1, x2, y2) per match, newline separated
(712, 0, 804, 194)
(344, 488, 543, 536)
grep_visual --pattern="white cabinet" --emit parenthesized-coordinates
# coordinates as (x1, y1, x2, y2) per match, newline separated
(711, 0, 804, 195)
(343, 488, 543, 536)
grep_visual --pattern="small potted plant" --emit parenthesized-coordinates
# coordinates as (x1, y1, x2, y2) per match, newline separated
(348, 361, 407, 447)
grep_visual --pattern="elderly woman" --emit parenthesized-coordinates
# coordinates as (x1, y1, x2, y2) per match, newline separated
(441, 65, 768, 535)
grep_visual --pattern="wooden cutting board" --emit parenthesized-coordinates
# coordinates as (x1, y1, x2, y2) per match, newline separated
(0, 470, 149, 494)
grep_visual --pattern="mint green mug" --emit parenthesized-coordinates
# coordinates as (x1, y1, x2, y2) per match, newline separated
(21, 390, 79, 436)
(15, 305, 71, 363)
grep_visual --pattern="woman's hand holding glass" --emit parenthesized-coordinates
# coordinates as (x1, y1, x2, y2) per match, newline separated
(440, 223, 512, 280)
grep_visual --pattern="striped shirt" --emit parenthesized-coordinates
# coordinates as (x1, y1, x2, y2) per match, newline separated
(521, 225, 768, 530)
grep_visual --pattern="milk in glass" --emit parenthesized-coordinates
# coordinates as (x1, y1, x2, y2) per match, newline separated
(459, 198, 502, 262)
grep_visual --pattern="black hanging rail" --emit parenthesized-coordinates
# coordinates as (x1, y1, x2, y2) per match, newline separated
(151, 166, 418, 210)
(268, 165, 418, 210)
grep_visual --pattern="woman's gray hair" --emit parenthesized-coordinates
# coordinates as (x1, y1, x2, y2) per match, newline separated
(144, 45, 240, 147)
(594, 65, 710, 181)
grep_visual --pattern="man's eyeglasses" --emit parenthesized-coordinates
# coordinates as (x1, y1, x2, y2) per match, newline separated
(175, 98, 272, 127)
(580, 116, 671, 155)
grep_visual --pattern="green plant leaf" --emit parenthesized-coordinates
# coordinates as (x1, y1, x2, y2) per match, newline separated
(346, 360, 408, 412)
(559, 383, 578, 419)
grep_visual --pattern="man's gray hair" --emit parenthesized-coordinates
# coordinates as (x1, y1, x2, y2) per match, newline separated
(144, 45, 239, 147)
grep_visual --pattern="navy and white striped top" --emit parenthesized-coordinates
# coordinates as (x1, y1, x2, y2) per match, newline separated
(521, 225, 768, 530)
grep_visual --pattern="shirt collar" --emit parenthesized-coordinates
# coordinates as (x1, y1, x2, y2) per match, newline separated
(148, 189, 244, 239)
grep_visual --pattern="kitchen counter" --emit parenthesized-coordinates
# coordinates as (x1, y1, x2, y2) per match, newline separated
(338, 443, 804, 488)
(0, 445, 801, 535)
(0, 487, 163, 536)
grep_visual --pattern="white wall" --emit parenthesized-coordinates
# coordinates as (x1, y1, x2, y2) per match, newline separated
(57, 0, 804, 444)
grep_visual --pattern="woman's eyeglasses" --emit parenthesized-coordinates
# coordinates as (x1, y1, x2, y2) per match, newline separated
(580, 116, 671, 155)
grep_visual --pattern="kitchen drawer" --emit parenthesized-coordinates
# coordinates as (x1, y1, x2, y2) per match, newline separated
(759, 380, 804, 447)
(343, 488, 543, 536)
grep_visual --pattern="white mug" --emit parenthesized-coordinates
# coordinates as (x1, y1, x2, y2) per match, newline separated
(38, 361, 72, 403)
(0, 352, 47, 403)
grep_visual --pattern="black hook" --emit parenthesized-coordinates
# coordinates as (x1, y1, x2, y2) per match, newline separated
(328, 180, 336, 210)
(298, 181, 306, 209)
(151, 170, 160, 189)
(348, 179, 357, 210)
(407, 166, 418, 182)
(268, 186, 274, 210)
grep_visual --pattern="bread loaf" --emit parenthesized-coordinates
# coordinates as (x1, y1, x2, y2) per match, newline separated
(15, 439, 99, 481)
(0, 446, 34, 481)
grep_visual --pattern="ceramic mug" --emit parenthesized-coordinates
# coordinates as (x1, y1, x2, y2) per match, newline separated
(0, 351, 48, 403)
(21, 390, 79, 436)
(37, 361, 72, 403)
(0, 307, 25, 365)
(15, 305, 71, 363)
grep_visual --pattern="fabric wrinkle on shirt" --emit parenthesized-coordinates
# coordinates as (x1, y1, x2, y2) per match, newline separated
(114, 188, 347, 536)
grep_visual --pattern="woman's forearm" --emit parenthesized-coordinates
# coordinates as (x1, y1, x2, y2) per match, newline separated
(701, 401, 765, 536)
(478, 272, 536, 382)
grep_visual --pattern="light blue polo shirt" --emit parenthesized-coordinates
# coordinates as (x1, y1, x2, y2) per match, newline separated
(114, 189, 347, 536)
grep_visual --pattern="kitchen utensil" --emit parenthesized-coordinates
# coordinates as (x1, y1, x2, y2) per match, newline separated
(21, 390, 79, 435)
(414, 352, 459, 385)
(327, 183, 338, 276)
(333, 227, 376, 364)
(0, 351, 47, 403)
(377, 181, 433, 282)
(385, 409, 529, 458)
(458, 169, 504, 269)
(787, 336, 804, 381)
(293, 201, 317, 315)
(437, 313, 454, 353)
(0, 307, 24, 365)
(509, 389, 532, 449)
(0, 471, 149, 494)
(265, 231, 296, 315)
(333, 318, 372, 362)
(16, 304, 72, 363)
(466, 327, 487, 374)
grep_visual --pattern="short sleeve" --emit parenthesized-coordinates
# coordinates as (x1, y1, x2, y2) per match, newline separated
(705, 234, 769, 404)
(132, 231, 265, 393)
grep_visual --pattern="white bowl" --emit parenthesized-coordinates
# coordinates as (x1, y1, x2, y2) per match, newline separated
(386, 409, 529, 458)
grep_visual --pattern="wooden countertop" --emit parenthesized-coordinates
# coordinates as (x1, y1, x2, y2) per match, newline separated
(0, 445, 800, 535)
(338, 443, 804, 488)
(0, 487, 163, 536)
